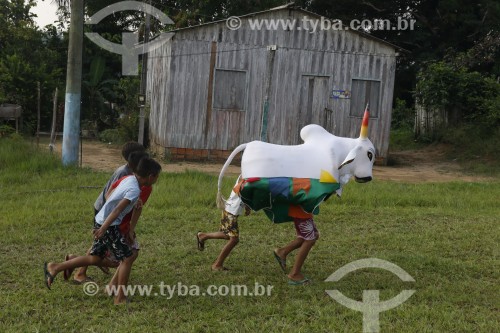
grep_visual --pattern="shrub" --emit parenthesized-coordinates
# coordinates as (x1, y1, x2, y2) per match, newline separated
(0, 124, 15, 138)
(416, 61, 500, 127)
(98, 128, 125, 144)
(391, 98, 415, 130)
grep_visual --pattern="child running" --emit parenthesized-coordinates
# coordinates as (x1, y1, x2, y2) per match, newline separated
(196, 176, 251, 271)
(43, 157, 162, 305)
(71, 142, 146, 283)
(66, 151, 151, 286)
(104, 168, 154, 295)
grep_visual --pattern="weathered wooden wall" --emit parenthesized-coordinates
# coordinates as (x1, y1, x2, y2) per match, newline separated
(414, 101, 448, 137)
(147, 8, 396, 161)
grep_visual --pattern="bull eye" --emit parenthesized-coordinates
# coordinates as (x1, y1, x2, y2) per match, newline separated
(367, 152, 373, 161)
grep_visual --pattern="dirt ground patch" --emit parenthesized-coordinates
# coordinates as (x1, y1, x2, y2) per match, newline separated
(50, 139, 493, 183)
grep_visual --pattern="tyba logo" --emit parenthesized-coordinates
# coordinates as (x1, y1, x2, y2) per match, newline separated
(325, 258, 416, 333)
(85, 1, 174, 75)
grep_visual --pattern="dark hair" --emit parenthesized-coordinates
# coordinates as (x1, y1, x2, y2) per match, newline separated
(121, 141, 145, 161)
(127, 151, 149, 173)
(135, 157, 162, 177)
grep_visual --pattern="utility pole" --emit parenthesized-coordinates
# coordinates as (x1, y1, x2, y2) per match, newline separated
(260, 45, 277, 142)
(138, 2, 151, 145)
(62, 0, 84, 166)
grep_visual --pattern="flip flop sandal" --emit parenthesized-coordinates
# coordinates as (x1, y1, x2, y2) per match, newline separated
(287, 278, 311, 286)
(196, 232, 205, 251)
(273, 251, 287, 274)
(211, 266, 229, 271)
(72, 276, 94, 285)
(43, 262, 55, 290)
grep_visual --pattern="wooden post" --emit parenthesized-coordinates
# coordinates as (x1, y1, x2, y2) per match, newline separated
(260, 46, 277, 142)
(37, 81, 41, 146)
(204, 41, 217, 147)
(49, 88, 58, 153)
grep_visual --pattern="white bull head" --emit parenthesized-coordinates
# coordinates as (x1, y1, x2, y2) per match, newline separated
(336, 109, 376, 183)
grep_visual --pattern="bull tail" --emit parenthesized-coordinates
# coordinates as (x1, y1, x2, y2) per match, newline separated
(216, 143, 247, 209)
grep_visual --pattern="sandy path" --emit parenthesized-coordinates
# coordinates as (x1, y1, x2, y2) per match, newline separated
(69, 140, 493, 183)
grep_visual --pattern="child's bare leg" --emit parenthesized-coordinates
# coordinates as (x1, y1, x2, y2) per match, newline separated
(288, 239, 316, 281)
(102, 258, 120, 269)
(106, 266, 120, 296)
(107, 250, 138, 295)
(74, 247, 119, 282)
(198, 231, 228, 242)
(114, 255, 135, 305)
(74, 246, 93, 281)
(47, 255, 104, 281)
(212, 236, 239, 270)
(275, 238, 304, 261)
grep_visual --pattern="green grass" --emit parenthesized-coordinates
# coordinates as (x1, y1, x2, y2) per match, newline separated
(0, 137, 499, 332)
(389, 128, 427, 151)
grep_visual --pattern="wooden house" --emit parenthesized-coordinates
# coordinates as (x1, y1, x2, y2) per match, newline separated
(146, 4, 398, 163)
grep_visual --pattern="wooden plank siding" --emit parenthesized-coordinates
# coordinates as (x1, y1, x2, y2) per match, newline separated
(147, 7, 397, 161)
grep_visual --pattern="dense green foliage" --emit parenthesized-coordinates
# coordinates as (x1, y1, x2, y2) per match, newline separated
(1, 0, 499, 146)
(0, 0, 143, 139)
(416, 60, 500, 127)
(299, 0, 500, 104)
(0, 0, 66, 133)
(0, 138, 498, 332)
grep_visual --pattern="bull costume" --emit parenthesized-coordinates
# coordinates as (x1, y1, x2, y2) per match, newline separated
(217, 106, 375, 223)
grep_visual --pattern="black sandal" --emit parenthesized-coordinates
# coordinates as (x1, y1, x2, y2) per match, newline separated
(196, 232, 205, 251)
(43, 262, 55, 290)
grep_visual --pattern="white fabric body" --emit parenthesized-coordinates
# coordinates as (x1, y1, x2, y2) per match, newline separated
(225, 176, 244, 216)
(240, 124, 371, 182)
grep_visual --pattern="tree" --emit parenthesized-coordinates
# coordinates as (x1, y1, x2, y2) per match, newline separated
(295, 0, 500, 106)
(0, 0, 66, 133)
(416, 61, 500, 127)
(82, 56, 120, 131)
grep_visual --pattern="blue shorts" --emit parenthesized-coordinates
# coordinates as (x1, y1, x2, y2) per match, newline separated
(90, 222, 133, 261)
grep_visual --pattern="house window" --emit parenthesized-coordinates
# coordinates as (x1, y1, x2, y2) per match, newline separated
(350, 79, 380, 117)
(213, 69, 248, 111)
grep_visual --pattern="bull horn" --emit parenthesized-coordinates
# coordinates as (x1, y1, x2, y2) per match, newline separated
(359, 104, 369, 139)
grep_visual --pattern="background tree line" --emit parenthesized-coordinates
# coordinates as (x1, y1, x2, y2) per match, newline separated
(1, 0, 499, 147)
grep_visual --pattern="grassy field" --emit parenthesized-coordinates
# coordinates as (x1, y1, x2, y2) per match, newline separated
(0, 137, 498, 332)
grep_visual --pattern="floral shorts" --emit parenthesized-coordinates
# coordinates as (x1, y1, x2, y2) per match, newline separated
(90, 222, 133, 261)
(220, 211, 240, 238)
(293, 217, 319, 241)
(107, 238, 139, 263)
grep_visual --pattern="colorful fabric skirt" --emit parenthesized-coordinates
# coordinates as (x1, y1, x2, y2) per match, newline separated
(235, 177, 340, 223)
